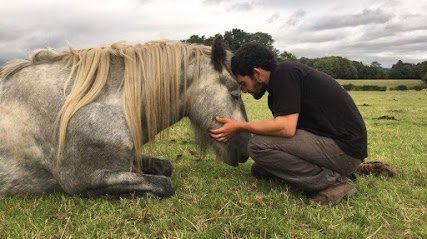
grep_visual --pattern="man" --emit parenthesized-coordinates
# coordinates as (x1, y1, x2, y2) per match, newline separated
(209, 42, 367, 205)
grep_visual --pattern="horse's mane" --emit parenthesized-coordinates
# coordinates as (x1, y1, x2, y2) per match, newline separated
(1, 41, 215, 171)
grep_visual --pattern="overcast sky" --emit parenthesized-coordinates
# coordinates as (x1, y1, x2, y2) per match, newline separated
(1, 0, 426, 67)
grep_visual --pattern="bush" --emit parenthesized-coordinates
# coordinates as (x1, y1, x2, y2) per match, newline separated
(411, 84, 427, 91)
(361, 85, 387, 91)
(342, 84, 355, 91)
(341, 84, 386, 91)
(390, 85, 408, 91)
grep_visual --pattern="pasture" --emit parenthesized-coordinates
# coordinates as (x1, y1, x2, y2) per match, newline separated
(0, 89, 426, 238)
(337, 79, 423, 89)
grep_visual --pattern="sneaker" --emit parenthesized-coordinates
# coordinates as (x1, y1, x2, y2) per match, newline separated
(310, 182, 357, 205)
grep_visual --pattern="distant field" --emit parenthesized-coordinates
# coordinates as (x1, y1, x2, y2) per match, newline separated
(337, 79, 423, 88)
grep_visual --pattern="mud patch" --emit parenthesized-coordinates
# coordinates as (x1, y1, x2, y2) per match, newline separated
(388, 109, 404, 113)
(373, 115, 397, 120)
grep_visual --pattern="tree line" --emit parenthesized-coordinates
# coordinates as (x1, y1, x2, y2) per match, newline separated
(182, 29, 427, 81)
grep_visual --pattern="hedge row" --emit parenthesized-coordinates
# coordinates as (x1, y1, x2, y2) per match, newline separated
(342, 84, 386, 91)
(389, 84, 427, 91)
(342, 84, 427, 91)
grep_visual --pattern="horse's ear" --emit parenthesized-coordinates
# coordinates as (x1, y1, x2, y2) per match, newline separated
(211, 34, 226, 72)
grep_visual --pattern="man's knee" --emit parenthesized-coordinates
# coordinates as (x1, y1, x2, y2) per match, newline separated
(248, 135, 268, 160)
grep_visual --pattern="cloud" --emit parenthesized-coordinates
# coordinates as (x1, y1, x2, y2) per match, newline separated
(0, 1, 204, 63)
(343, 34, 427, 51)
(310, 9, 394, 30)
(1, 0, 426, 68)
(266, 13, 280, 24)
(284, 32, 427, 67)
(361, 15, 427, 40)
(230, 2, 253, 11)
(202, 0, 227, 3)
(254, 0, 324, 9)
(202, 0, 254, 11)
(285, 9, 306, 26)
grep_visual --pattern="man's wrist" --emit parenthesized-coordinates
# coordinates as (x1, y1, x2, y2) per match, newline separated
(238, 121, 249, 132)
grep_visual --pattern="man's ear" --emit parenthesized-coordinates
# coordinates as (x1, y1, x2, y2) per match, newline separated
(252, 68, 262, 82)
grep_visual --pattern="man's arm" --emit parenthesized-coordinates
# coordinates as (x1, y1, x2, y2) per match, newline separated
(209, 113, 299, 142)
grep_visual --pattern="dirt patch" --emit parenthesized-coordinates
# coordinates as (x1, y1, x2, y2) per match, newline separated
(373, 115, 397, 120)
(388, 109, 404, 113)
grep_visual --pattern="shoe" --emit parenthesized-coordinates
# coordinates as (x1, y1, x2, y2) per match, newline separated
(310, 182, 357, 205)
(251, 163, 276, 180)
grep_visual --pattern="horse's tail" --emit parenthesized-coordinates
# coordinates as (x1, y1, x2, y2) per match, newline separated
(355, 161, 397, 177)
(0, 59, 32, 81)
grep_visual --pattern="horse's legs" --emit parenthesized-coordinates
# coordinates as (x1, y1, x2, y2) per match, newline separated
(81, 171, 174, 198)
(0, 155, 64, 195)
(142, 154, 173, 177)
(55, 157, 175, 198)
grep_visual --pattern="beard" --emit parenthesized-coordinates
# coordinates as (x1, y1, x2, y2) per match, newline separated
(251, 77, 268, 100)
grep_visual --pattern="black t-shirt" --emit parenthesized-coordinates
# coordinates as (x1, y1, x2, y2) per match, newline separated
(267, 62, 367, 160)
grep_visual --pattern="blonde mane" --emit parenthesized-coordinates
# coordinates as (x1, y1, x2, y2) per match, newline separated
(1, 41, 214, 171)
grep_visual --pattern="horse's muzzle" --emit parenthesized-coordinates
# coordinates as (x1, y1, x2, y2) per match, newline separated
(239, 152, 249, 163)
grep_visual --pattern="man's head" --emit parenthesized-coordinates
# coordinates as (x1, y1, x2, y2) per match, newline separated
(231, 42, 277, 100)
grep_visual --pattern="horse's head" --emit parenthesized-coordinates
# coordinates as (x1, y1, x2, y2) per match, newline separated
(186, 36, 250, 166)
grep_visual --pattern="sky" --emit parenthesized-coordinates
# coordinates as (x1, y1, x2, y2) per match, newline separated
(0, 0, 426, 68)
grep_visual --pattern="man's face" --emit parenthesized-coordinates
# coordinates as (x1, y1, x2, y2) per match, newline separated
(236, 74, 268, 100)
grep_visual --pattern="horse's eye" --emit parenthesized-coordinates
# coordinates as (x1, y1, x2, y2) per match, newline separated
(230, 90, 240, 100)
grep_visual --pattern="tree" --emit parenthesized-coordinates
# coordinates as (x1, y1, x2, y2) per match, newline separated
(370, 61, 381, 68)
(311, 56, 357, 79)
(182, 35, 208, 45)
(415, 61, 427, 81)
(389, 60, 417, 79)
(313, 57, 339, 78)
(278, 51, 298, 62)
(337, 57, 358, 79)
(249, 32, 275, 51)
(223, 29, 278, 55)
(300, 57, 316, 67)
(352, 61, 368, 79)
(180, 31, 424, 80)
(223, 29, 252, 52)
(367, 61, 386, 79)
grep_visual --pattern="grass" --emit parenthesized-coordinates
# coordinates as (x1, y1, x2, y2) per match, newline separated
(1, 89, 426, 238)
(336, 79, 423, 89)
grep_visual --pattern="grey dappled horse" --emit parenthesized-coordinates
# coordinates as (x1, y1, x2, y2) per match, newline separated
(0, 37, 250, 198)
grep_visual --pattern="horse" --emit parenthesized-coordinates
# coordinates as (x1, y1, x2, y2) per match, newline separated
(0, 36, 250, 198)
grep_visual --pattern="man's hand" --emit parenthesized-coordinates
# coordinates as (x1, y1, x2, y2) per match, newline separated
(209, 117, 242, 143)
(209, 113, 298, 142)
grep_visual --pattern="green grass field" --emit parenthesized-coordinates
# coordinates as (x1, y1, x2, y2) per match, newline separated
(0, 90, 426, 238)
(337, 79, 423, 89)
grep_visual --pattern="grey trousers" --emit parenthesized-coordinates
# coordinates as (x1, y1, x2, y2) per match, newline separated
(248, 130, 362, 192)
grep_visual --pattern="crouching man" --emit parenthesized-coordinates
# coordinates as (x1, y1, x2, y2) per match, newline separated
(210, 42, 367, 205)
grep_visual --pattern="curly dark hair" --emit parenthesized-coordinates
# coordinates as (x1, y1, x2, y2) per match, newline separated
(231, 42, 277, 76)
